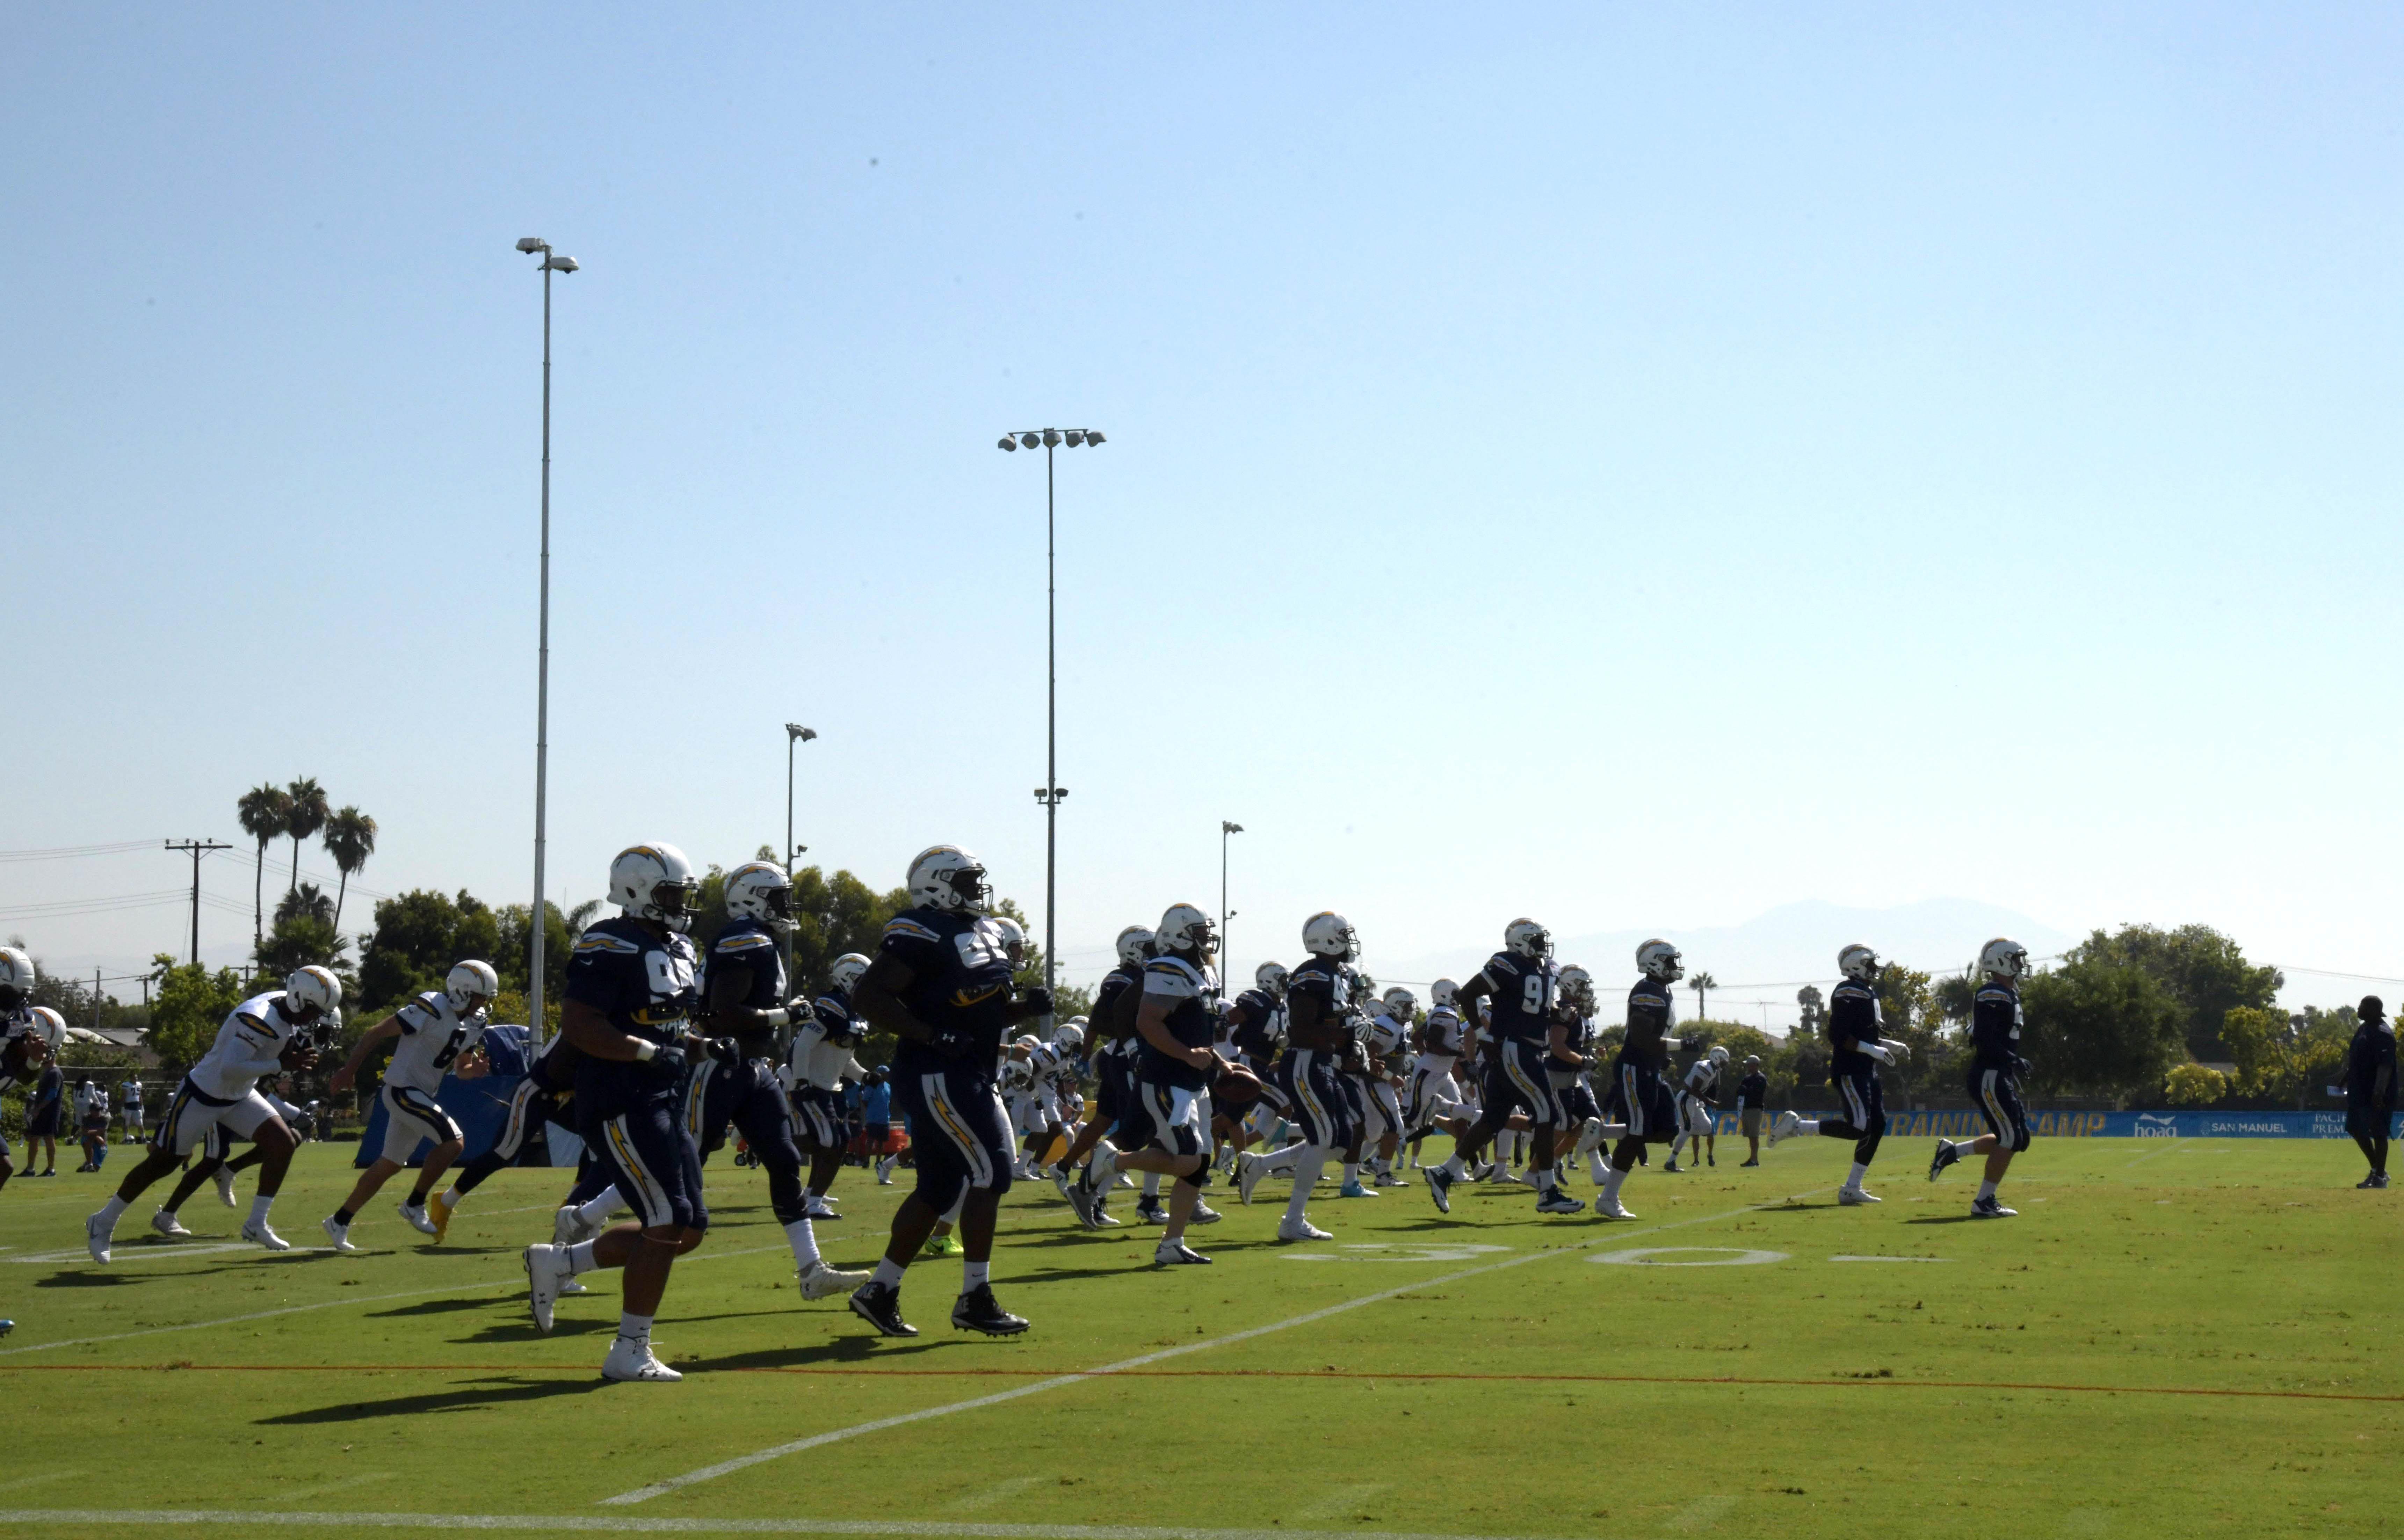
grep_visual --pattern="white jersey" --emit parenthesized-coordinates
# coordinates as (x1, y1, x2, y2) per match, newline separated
(386, 990, 490, 1098)
(1414, 1006, 1467, 1074)
(784, 1018, 855, 1093)
(1683, 1059, 1722, 1100)
(189, 991, 309, 1102)
(1362, 1011, 1407, 1061)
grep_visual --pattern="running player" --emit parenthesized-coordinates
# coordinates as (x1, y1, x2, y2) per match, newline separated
(1112, 903, 1224, 1265)
(1063, 926, 1151, 1228)
(1428, 920, 1580, 1215)
(1551, 965, 1616, 1186)
(426, 1022, 579, 1241)
(323, 959, 497, 1249)
(1269, 912, 1364, 1241)
(1595, 940, 1683, 1221)
(1667, 1046, 1729, 1172)
(0, 999, 64, 1195)
(1771, 945, 1904, 1203)
(788, 952, 874, 1227)
(87, 966, 339, 1260)
(1926, 937, 2034, 1217)
(847, 846, 1048, 1338)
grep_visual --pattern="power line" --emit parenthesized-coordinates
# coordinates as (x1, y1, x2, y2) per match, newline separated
(0, 840, 165, 863)
(0, 889, 193, 921)
(165, 838, 232, 966)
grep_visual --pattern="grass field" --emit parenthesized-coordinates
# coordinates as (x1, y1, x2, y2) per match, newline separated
(0, 1133, 2391, 1539)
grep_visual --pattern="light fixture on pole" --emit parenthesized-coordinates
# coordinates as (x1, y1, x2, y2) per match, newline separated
(1219, 821, 1243, 987)
(999, 427, 1104, 1026)
(518, 236, 577, 1045)
(785, 723, 818, 987)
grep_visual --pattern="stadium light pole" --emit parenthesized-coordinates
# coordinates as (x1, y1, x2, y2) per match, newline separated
(1220, 821, 1243, 988)
(784, 723, 817, 986)
(518, 236, 577, 1043)
(999, 427, 1104, 1024)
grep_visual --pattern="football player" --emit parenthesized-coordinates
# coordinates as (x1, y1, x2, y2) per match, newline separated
(521, 843, 719, 1382)
(1062, 926, 1152, 1228)
(787, 952, 875, 1228)
(1595, 940, 1684, 1220)
(2343, 996, 2395, 1188)
(1925, 938, 2032, 1217)
(87, 966, 338, 1260)
(0, 995, 65, 1194)
(1668, 1046, 1730, 1172)
(1733, 1054, 1768, 1167)
(1110, 903, 1224, 1265)
(1551, 965, 1620, 1185)
(426, 1022, 579, 1241)
(846, 846, 1049, 1338)
(1224, 962, 1294, 1156)
(687, 864, 869, 1302)
(1399, 977, 1478, 1180)
(1427, 920, 1581, 1215)
(1265, 912, 1371, 1240)
(1768, 945, 1902, 1203)
(323, 959, 498, 1249)
(1357, 987, 1414, 1186)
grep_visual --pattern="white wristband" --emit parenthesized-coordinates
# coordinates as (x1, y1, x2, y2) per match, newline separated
(764, 1007, 791, 1028)
(634, 1040, 658, 1062)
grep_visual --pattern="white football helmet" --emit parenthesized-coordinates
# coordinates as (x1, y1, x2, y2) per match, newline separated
(827, 953, 871, 994)
(1557, 965, 1595, 1012)
(1381, 986, 1417, 1020)
(1052, 1022, 1085, 1055)
(1255, 961, 1289, 997)
(1012, 1033, 1041, 1056)
(1709, 1045, 1731, 1067)
(1838, 943, 1880, 982)
(1979, 937, 2032, 983)
(20, 1005, 65, 1052)
(1116, 926, 1156, 967)
(0, 946, 33, 1008)
(610, 843, 701, 932)
(1429, 977, 1458, 1011)
(1637, 938, 1684, 983)
(906, 845, 990, 915)
(1504, 918, 1552, 959)
(1157, 903, 1217, 958)
(1302, 911, 1359, 961)
(993, 916, 1028, 958)
(446, 959, 499, 1012)
(725, 861, 793, 925)
(284, 964, 343, 1022)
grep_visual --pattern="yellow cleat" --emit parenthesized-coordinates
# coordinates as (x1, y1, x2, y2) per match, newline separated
(427, 1190, 456, 1245)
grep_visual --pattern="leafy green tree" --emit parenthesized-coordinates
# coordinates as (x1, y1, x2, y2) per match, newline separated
(277, 882, 334, 927)
(147, 954, 251, 1069)
(236, 783, 291, 950)
(256, 910, 351, 982)
(2222, 1004, 2350, 1110)
(283, 777, 330, 899)
(2020, 953, 2187, 1102)
(1873, 961, 1950, 1104)
(2068, 924, 2281, 1062)
(359, 888, 503, 1012)
(2164, 1063, 2229, 1106)
(322, 806, 377, 930)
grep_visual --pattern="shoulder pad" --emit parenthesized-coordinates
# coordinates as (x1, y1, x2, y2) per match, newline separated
(1487, 953, 1520, 977)
(715, 931, 775, 952)
(1975, 987, 2014, 1002)
(1834, 981, 1873, 999)
(883, 915, 943, 944)
(575, 932, 642, 956)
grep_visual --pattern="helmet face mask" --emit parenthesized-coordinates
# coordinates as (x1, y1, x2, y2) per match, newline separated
(1839, 944, 1881, 983)
(725, 862, 794, 927)
(1505, 919, 1552, 960)
(1157, 904, 1217, 960)
(1637, 939, 1684, 984)
(1381, 986, 1416, 1020)
(1557, 966, 1594, 1013)
(907, 845, 990, 915)
(1978, 937, 2032, 984)
(612, 843, 702, 933)
(446, 959, 499, 1014)
(283, 964, 343, 1024)
(1302, 911, 1358, 962)
(1116, 927, 1157, 967)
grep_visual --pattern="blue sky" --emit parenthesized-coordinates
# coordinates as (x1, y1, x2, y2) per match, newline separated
(5, 4, 2399, 1022)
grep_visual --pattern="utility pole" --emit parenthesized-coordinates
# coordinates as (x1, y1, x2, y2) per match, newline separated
(92, 967, 103, 1034)
(165, 839, 231, 967)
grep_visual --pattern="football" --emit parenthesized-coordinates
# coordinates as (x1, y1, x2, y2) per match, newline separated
(1212, 1062, 1266, 1108)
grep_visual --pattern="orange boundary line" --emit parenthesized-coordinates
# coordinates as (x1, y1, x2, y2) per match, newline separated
(0, 1363, 2393, 1403)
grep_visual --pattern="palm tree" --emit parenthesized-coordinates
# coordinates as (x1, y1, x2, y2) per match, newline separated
(321, 806, 377, 931)
(1691, 971, 1718, 1022)
(236, 783, 292, 951)
(283, 778, 330, 898)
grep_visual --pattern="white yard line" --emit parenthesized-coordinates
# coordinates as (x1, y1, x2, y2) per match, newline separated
(2123, 1138, 2189, 1169)
(603, 1189, 1828, 1506)
(0, 1510, 1604, 1540)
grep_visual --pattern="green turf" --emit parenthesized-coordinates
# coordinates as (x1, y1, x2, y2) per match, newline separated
(0, 1133, 2392, 1539)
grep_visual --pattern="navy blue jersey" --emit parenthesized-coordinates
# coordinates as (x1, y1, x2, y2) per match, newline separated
(706, 919, 787, 1011)
(1228, 988, 1284, 1058)
(1285, 956, 1357, 1053)
(1618, 979, 1676, 1072)
(564, 915, 701, 1116)
(1827, 980, 1884, 1078)
(1478, 951, 1559, 1043)
(1093, 963, 1143, 1041)
(1970, 983, 2023, 1071)
(2348, 1024, 2396, 1102)
(1735, 1069, 1768, 1111)
(811, 985, 864, 1048)
(1137, 956, 1218, 1091)
(878, 907, 1016, 1077)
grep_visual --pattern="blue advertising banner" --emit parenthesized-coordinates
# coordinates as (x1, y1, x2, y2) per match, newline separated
(1732, 1109, 2402, 1140)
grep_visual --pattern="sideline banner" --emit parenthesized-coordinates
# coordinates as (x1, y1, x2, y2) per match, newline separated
(1730, 1109, 2403, 1140)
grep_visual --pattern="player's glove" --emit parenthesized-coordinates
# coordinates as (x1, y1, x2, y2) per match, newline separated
(703, 1036, 743, 1063)
(640, 1043, 689, 1081)
(1018, 987, 1055, 1019)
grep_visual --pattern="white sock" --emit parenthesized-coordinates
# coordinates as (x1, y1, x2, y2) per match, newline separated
(439, 1186, 462, 1207)
(1978, 1179, 1999, 1201)
(247, 1193, 275, 1228)
(1142, 1172, 1162, 1199)
(1263, 1142, 1305, 1175)
(578, 1187, 623, 1228)
(566, 1240, 599, 1274)
(1588, 1151, 1609, 1184)
(1670, 1136, 1687, 1160)
(784, 1218, 820, 1270)
(1440, 1155, 1467, 1179)
(1536, 1167, 1556, 1192)
(1603, 1166, 1629, 1202)
(963, 1259, 990, 1292)
(618, 1310, 652, 1342)
(98, 1194, 129, 1226)
(870, 1256, 905, 1287)
(1342, 1162, 1361, 1186)
(1284, 1148, 1327, 1223)
(1574, 1119, 1605, 1157)
(1795, 1120, 1820, 1135)
(1847, 1162, 1870, 1189)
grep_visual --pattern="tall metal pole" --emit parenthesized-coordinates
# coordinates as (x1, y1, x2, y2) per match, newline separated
(1044, 439, 1057, 1015)
(531, 258, 553, 1041)
(786, 731, 797, 988)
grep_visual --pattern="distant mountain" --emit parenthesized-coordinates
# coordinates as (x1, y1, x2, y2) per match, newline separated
(1377, 897, 2073, 1033)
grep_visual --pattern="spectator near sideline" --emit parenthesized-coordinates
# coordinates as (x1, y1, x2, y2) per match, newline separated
(75, 1078, 110, 1172)
(119, 1076, 145, 1144)
(25, 1061, 63, 1176)
(1734, 1055, 1768, 1168)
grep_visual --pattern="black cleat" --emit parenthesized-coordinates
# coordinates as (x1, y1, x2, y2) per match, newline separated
(1928, 1140, 1962, 1183)
(951, 1284, 1030, 1336)
(848, 1281, 918, 1338)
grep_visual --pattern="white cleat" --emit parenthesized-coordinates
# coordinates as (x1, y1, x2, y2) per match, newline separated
(798, 1260, 870, 1301)
(601, 1334, 682, 1382)
(1767, 1110, 1801, 1148)
(321, 1217, 360, 1254)
(525, 1242, 569, 1334)
(1837, 1186, 1881, 1206)
(802, 1196, 839, 1220)
(1277, 1219, 1333, 1242)
(874, 1155, 897, 1185)
(1593, 1197, 1637, 1221)
(150, 1208, 191, 1239)
(397, 1201, 437, 1235)
(242, 1220, 291, 1252)
(213, 1167, 237, 1207)
(84, 1211, 114, 1264)
(1237, 1152, 1268, 1206)
(1154, 1240, 1212, 1265)
(551, 1206, 584, 1247)
(561, 1278, 589, 1295)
